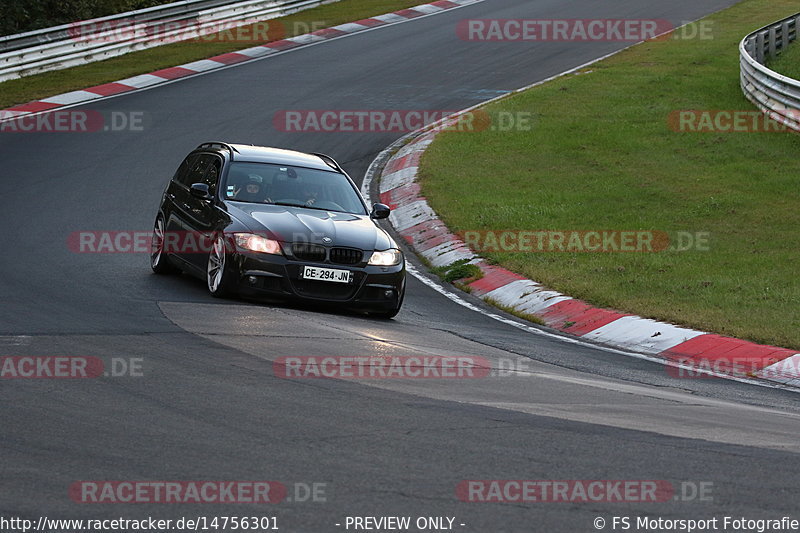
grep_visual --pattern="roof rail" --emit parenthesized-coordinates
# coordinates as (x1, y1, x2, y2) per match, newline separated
(197, 141, 239, 158)
(311, 152, 342, 172)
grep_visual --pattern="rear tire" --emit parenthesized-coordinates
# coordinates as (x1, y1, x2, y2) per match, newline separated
(150, 215, 179, 274)
(207, 234, 236, 298)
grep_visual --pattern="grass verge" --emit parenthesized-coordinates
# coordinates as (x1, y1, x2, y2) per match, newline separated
(430, 259, 483, 292)
(419, 0, 800, 349)
(0, 0, 425, 110)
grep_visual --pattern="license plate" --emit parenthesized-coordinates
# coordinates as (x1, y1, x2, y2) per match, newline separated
(302, 265, 353, 283)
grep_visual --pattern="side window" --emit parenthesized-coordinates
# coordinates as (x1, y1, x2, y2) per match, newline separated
(182, 154, 212, 188)
(172, 154, 197, 186)
(201, 156, 222, 197)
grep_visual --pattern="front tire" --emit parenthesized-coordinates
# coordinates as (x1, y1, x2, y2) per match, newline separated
(150, 215, 179, 274)
(207, 234, 236, 298)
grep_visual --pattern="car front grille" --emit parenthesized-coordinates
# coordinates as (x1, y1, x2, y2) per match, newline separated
(291, 243, 365, 265)
(329, 247, 363, 265)
(292, 243, 326, 262)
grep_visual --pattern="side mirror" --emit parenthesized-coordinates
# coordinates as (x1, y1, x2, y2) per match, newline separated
(370, 203, 391, 220)
(190, 183, 212, 200)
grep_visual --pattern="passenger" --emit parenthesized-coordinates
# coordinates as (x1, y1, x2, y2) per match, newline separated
(302, 183, 319, 207)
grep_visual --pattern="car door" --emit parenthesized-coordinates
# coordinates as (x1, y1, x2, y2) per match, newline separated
(162, 153, 198, 264)
(182, 154, 224, 271)
(165, 153, 213, 268)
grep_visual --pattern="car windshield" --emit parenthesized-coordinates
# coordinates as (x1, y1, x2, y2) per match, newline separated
(223, 162, 367, 215)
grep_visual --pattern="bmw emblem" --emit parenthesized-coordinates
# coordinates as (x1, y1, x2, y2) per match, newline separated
(322, 237, 332, 244)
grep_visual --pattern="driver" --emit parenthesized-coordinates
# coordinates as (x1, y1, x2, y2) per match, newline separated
(234, 174, 272, 203)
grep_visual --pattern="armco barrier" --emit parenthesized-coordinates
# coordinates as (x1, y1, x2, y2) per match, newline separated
(0, 0, 336, 82)
(740, 12, 800, 131)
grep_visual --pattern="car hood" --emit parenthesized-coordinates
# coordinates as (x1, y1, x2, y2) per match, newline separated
(230, 203, 395, 250)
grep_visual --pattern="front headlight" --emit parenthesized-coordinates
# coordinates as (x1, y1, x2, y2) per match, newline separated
(234, 233, 282, 255)
(368, 248, 402, 266)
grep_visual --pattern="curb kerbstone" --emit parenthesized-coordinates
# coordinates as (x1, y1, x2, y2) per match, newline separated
(375, 122, 800, 388)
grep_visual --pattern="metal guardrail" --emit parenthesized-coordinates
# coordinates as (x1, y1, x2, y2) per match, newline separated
(0, 0, 333, 82)
(740, 13, 800, 131)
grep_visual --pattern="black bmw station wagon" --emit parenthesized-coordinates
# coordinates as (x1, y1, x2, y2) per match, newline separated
(150, 142, 405, 318)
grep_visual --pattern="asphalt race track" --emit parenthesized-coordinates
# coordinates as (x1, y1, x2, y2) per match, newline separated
(3, 0, 800, 531)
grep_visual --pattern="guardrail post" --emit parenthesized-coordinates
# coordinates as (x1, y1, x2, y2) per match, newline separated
(769, 26, 778, 56)
(755, 31, 766, 63)
(781, 21, 791, 50)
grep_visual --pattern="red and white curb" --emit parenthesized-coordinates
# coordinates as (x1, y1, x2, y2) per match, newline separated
(0, 0, 481, 122)
(370, 120, 800, 389)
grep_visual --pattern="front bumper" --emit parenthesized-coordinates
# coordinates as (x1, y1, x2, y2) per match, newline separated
(231, 251, 405, 311)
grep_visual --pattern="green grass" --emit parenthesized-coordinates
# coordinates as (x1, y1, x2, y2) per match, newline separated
(419, 0, 800, 349)
(768, 36, 800, 79)
(0, 0, 425, 110)
(431, 259, 483, 284)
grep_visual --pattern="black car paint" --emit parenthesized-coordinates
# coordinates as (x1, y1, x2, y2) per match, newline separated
(153, 143, 405, 316)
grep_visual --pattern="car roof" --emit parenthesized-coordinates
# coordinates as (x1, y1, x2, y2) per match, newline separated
(197, 143, 336, 172)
